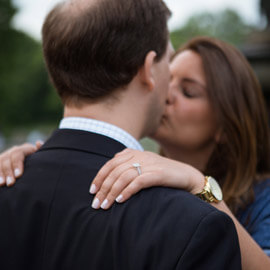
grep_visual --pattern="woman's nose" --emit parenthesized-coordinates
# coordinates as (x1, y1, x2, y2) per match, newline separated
(166, 84, 176, 105)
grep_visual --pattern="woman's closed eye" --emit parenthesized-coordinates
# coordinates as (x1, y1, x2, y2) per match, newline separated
(180, 85, 201, 98)
(182, 86, 195, 98)
(179, 80, 205, 99)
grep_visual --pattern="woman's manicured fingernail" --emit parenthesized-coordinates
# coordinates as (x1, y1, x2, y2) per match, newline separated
(89, 184, 97, 194)
(0, 177, 4, 185)
(14, 169, 21, 177)
(101, 199, 108, 209)
(6, 176, 13, 186)
(91, 198, 100, 209)
(116, 194, 123, 203)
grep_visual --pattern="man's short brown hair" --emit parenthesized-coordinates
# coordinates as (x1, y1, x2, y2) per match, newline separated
(42, 0, 171, 104)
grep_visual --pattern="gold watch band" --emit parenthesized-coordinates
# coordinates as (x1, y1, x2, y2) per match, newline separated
(196, 176, 222, 203)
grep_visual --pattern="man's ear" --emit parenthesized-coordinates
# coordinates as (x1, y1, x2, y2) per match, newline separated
(138, 51, 157, 91)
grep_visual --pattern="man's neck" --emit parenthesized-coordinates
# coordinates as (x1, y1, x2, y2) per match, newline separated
(63, 100, 144, 141)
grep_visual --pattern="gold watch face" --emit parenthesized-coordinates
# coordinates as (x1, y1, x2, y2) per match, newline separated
(208, 177, 223, 201)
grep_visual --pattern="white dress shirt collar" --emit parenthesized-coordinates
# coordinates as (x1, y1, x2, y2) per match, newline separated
(59, 117, 144, 151)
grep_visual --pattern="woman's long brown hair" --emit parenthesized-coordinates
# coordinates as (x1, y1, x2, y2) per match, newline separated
(177, 37, 270, 214)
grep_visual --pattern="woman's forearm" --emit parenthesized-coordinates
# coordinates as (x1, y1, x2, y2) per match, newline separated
(213, 201, 270, 270)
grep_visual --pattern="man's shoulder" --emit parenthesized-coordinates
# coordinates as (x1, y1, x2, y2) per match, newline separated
(118, 186, 228, 231)
(129, 186, 215, 214)
(110, 186, 238, 267)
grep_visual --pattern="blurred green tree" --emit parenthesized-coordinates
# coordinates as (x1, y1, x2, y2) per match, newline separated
(170, 9, 255, 50)
(0, 0, 62, 135)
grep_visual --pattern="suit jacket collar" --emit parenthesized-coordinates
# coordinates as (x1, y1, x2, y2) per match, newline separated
(40, 129, 126, 158)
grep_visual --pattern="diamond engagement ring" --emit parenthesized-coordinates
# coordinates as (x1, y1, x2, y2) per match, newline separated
(132, 163, 142, 176)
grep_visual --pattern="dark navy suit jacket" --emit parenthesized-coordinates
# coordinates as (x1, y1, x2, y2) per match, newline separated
(0, 129, 241, 269)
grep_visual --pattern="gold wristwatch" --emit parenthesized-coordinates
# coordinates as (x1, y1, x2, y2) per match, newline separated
(196, 176, 223, 203)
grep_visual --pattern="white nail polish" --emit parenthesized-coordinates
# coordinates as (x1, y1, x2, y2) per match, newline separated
(101, 199, 108, 209)
(6, 176, 13, 186)
(0, 177, 4, 185)
(14, 169, 21, 177)
(91, 198, 100, 209)
(89, 184, 97, 194)
(116, 194, 123, 203)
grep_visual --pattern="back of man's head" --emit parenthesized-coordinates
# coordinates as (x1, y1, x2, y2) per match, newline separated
(42, 0, 171, 105)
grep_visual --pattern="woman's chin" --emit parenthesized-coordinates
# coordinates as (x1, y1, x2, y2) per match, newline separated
(150, 127, 167, 143)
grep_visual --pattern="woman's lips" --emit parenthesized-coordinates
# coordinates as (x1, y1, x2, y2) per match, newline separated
(160, 114, 168, 124)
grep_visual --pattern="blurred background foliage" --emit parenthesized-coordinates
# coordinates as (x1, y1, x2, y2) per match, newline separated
(0, 0, 262, 148)
(170, 9, 255, 49)
(0, 0, 62, 137)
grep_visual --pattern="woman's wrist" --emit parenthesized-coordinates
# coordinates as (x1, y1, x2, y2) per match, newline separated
(186, 166, 205, 194)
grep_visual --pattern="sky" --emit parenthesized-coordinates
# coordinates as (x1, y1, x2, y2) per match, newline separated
(12, 0, 262, 40)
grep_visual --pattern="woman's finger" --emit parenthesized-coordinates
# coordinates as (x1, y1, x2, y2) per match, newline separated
(10, 152, 25, 179)
(8, 143, 37, 179)
(98, 166, 161, 210)
(2, 156, 15, 187)
(91, 162, 132, 209)
(20, 143, 39, 156)
(35, 140, 44, 149)
(0, 160, 5, 186)
(0, 143, 38, 187)
(89, 152, 133, 194)
(114, 148, 133, 157)
(115, 172, 161, 203)
(99, 169, 139, 210)
(0, 151, 11, 186)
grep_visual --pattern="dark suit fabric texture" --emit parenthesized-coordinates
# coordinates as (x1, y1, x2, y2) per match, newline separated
(0, 129, 241, 270)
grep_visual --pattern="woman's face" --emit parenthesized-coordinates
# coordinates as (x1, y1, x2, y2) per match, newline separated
(153, 50, 219, 152)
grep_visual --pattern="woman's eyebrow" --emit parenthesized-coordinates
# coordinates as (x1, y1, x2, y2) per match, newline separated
(182, 78, 206, 89)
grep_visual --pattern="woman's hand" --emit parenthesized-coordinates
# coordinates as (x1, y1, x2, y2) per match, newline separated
(0, 141, 43, 187)
(90, 148, 205, 210)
